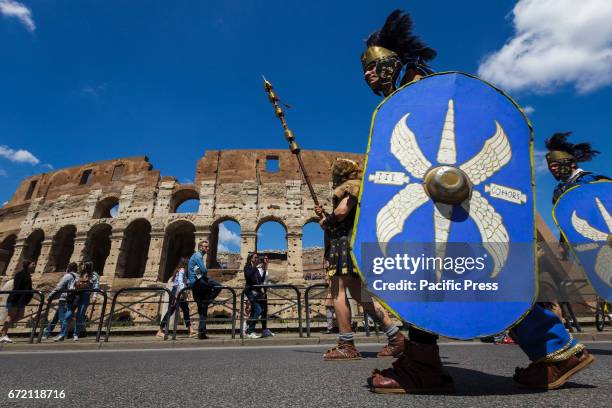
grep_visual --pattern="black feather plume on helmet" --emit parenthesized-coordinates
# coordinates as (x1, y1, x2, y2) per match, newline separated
(545, 132, 600, 162)
(365, 9, 436, 73)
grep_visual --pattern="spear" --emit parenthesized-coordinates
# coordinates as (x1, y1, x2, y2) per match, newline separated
(262, 76, 320, 207)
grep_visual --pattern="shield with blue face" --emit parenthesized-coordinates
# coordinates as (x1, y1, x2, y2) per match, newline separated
(553, 181, 612, 302)
(351, 72, 536, 339)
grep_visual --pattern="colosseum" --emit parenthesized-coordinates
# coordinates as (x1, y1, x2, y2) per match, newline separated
(0, 149, 363, 292)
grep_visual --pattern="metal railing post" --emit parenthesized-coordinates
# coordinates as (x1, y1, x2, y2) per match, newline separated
(171, 285, 237, 341)
(0, 290, 44, 344)
(104, 287, 172, 342)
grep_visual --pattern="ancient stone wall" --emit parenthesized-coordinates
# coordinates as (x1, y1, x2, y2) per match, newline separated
(0, 150, 361, 291)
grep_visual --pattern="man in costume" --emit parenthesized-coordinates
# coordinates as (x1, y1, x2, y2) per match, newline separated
(360, 9, 594, 393)
(546, 132, 608, 204)
(314, 158, 406, 360)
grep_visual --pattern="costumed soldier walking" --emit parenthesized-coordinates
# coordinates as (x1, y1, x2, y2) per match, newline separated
(314, 159, 406, 359)
(359, 9, 594, 393)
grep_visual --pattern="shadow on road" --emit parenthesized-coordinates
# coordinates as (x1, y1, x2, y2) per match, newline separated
(587, 348, 612, 356)
(358, 365, 597, 396)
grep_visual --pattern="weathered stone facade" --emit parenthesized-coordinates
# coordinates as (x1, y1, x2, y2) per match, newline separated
(0, 150, 361, 291)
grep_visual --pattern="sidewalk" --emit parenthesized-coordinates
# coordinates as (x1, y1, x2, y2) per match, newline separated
(2, 328, 611, 352)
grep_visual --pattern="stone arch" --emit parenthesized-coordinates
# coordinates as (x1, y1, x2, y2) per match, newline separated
(83, 223, 112, 275)
(93, 196, 120, 219)
(256, 216, 288, 235)
(159, 220, 196, 282)
(20, 229, 44, 264)
(169, 187, 200, 213)
(302, 220, 325, 280)
(45, 225, 77, 273)
(116, 218, 151, 278)
(209, 217, 241, 269)
(0, 234, 17, 276)
(255, 217, 288, 269)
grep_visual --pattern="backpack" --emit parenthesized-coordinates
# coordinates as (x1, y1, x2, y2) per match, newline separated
(75, 275, 91, 290)
(65, 272, 81, 306)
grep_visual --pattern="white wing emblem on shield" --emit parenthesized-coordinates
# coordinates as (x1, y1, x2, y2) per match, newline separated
(572, 197, 612, 285)
(375, 100, 511, 278)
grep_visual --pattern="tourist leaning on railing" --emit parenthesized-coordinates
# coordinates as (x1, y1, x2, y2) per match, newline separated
(72, 261, 100, 340)
(52, 262, 98, 342)
(42, 262, 79, 340)
(243, 253, 275, 339)
(188, 240, 222, 339)
(157, 257, 197, 338)
(0, 260, 35, 344)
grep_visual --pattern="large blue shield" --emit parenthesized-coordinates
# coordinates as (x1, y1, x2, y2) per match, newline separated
(553, 181, 612, 302)
(352, 72, 536, 339)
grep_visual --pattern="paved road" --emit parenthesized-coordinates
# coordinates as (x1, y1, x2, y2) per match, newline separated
(1, 342, 610, 407)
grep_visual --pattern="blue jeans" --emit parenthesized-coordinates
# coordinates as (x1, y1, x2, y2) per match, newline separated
(59, 295, 90, 338)
(247, 298, 263, 334)
(160, 299, 191, 330)
(74, 295, 91, 336)
(59, 305, 76, 338)
(45, 302, 65, 334)
(192, 278, 222, 335)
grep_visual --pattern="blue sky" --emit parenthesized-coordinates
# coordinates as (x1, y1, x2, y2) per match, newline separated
(1, 1, 610, 252)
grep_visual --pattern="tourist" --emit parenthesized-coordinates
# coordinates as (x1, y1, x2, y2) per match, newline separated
(54, 261, 97, 342)
(187, 240, 222, 339)
(258, 255, 274, 338)
(42, 262, 79, 339)
(244, 253, 274, 338)
(244, 252, 262, 339)
(0, 260, 35, 343)
(73, 261, 100, 340)
(157, 257, 196, 338)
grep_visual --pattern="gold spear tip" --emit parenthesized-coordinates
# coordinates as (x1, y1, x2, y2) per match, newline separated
(262, 74, 273, 91)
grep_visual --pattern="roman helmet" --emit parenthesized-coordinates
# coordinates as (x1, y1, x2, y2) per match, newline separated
(331, 158, 361, 188)
(545, 132, 600, 181)
(361, 9, 437, 96)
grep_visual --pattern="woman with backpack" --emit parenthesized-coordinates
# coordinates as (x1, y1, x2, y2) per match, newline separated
(0, 259, 35, 343)
(73, 261, 100, 340)
(157, 257, 195, 338)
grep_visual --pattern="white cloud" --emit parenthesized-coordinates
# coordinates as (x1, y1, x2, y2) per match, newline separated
(0, 145, 40, 165)
(478, 0, 612, 94)
(523, 105, 535, 115)
(533, 148, 549, 175)
(218, 223, 240, 252)
(0, 0, 35, 32)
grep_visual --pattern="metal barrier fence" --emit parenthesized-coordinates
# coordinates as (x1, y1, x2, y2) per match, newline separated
(105, 287, 172, 342)
(304, 283, 379, 337)
(0, 290, 45, 344)
(560, 279, 591, 333)
(171, 286, 237, 340)
(10, 282, 606, 344)
(37, 288, 108, 343)
(240, 284, 302, 339)
(559, 278, 608, 333)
